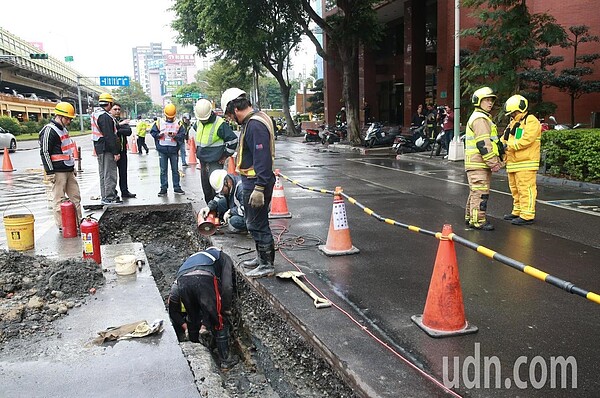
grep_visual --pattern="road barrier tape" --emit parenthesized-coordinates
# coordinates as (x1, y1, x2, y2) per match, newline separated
(277, 171, 600, 305)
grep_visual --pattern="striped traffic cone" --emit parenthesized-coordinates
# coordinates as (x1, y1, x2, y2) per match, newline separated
(269, 169, 291, 219)
(318, 187, 359, 256)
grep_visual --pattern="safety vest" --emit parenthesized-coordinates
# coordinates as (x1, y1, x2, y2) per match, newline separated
(236, 111, 275, 177)
(505, 113, 542, 172)
(158, 118, 179, 146)
(91, 109, 115, 142)
(465, 110, 499, 170)
(137, 121, 148, 137)
(47, 123, 76, 167)
(194, 117, 225, 147)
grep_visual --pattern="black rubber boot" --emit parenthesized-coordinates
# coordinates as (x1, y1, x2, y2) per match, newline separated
(214, 327, 239, 370)
(242, 243, 260, 269)
(245, 243, 275, 278)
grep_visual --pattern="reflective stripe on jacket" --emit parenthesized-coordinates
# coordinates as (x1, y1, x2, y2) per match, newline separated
(91, 109, 114, 142)
(48, 123, 75, 167)
(195, 117, 225, 147)
(236, 111, 275, 178)
(465, 110, 501, 170)
(159, 119, 179, 147)
(504, 113, 542, 172)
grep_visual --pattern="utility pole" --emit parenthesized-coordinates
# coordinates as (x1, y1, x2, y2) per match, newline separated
(448, 0, 464, 161)
(134, 101, 148, 118)
(77, 76, 84, 133)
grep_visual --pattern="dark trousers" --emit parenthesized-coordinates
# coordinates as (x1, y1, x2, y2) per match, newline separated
(137, 136, 149, 154)
(200, 161, 223, 203)
(116, 151, 129, 195)
(243, 183, 274, 246)
(177, 274, 224, 342)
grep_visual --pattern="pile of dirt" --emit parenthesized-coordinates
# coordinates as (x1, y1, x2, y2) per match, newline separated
(0, 251, 104, 348)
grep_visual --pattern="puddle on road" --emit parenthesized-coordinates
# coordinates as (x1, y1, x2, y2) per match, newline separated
(99, 205, 355, 398)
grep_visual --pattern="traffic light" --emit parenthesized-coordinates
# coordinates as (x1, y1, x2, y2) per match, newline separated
(29, 53, 49, 60)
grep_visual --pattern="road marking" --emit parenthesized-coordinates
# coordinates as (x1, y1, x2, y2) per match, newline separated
(350, 158, 600, 217)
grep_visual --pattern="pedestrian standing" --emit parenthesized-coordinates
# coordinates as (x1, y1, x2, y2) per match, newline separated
(136, 115, 150, 154)
(167, 248, 239, 370)
(179, 113, 191, 167)
(110, 103, 136, 199)
(92, 93, 121, 205)
(502, 95, 542, 226)
(39, 102, 82, 232)
(190, 99, 238, 203)
(150, 103, 186, 196)
(221, 88, 276, 278)
(442, 106, 454, 154)
(464, 87, 505, 231)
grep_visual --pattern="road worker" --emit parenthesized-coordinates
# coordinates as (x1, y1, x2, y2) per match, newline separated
(199, 169, 246, 233)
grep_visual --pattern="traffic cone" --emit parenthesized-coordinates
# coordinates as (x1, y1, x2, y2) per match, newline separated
(269, 169, 292, 219)
(72, 145, 80, 161)
(187, 138, 198, 165)
(226, 155, 238, 175)
(130, 137, 138, 154)
(1, 147, 15, 172)
(411, 224, 478, 338)
(318, 187, 359, 256)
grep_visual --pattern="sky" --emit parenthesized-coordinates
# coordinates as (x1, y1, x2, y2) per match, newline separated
(0, 0, 190, 78)
(1, 0, 316, 83)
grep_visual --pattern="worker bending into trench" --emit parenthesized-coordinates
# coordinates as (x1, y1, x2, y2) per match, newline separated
(167, 247, 238, 370)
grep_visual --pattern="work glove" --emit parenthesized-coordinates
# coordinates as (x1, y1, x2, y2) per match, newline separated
(249, 189, 265, 208)
(200, 207, 210, 218)
(223, 209, 232, 224)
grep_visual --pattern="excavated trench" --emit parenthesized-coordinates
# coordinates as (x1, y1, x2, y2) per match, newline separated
(99, 205, 356, 398)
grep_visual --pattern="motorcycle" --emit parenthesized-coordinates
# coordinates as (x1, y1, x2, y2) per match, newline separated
(321, 122, 346, 144)
(548, 116, 583, 130)
(392, 122, 434, 154)
(305, 124, 325, 143)
(364, 122, 401, 148)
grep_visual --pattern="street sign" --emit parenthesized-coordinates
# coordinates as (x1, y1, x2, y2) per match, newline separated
(64, 56, 74, 62)
(99, 76, 130, 87)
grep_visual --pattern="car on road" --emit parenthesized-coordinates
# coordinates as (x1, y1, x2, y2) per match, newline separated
(0, 126, 17, 153)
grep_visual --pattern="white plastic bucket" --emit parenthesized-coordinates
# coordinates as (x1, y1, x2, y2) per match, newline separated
(114, 255, 137, 275)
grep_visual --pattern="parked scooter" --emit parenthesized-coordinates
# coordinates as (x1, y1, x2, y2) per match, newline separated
(304, 124, 326, 143)
(548, 116, 583, 130)
(321, 122, 346, 144)
(364, 122, 401, 148)
(392, 122, 434, 154)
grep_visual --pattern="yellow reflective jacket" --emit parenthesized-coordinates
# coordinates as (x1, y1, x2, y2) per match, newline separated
(464, 109, 504, 171)
(503, 113, 542, 172)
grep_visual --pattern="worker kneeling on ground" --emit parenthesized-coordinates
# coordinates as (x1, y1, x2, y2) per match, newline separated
(199, 169, 247, 234)
(167, 248, 239, 370)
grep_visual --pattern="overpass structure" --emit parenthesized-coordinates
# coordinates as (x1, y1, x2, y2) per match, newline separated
(0, 27, 104, 121)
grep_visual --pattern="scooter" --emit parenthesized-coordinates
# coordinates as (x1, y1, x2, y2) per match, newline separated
(321, 122, 346, 144)
(548, 116, 583, 130)
(305, 125, 325, 143)
(393, 122, 433, 154)
(364, 122, 401, 148)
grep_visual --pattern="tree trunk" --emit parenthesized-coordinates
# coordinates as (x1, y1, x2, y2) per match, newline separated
(272, 73, 295, 136)
(338, 43, 361, 145)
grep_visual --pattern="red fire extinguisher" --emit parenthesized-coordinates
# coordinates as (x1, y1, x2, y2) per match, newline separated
(60, 200, 78, 238)
(81, 216, 102, 264)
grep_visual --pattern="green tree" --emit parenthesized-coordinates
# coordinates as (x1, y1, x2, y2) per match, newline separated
(171, 0, 304, 135)
(259, 77, 284, 109)
(554, 25, 600, 125)
(203, 60, 253, 104)
(111, 81, 153, 117)
(172, 83, 203, 115)
(307, 78, 324, 115)
(298, 0, 382, 145)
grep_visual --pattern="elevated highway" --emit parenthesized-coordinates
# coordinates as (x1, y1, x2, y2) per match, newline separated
(0, 27, 104, 120)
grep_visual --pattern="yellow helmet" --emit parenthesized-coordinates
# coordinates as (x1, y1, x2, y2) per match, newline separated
(504, 94, 528, 115)
(471, 87, 497, 107)
(98, 93, 114, 105)
(54, 102, 76, 119)
(164, 103, 177, 118)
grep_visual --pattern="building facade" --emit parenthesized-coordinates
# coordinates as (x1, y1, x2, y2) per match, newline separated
(323, 0, 600, 128)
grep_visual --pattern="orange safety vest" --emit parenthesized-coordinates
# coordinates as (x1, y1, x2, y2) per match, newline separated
(48, 123, 76, 166)
(91, 109, 116, 142)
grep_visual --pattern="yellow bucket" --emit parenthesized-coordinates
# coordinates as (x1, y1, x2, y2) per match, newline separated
(4, 212, 35, 251)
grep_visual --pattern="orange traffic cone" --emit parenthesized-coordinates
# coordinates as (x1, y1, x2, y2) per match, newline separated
(411, 224, 478, 338)
(130, 137, 138, 154)
(187, 138, 198, 165)
(1, 147, 15, 172)
(72, 145, 80, 161)
(318, 187, 359, 256)
(227, 155, 238, 175)
(269, 169, 291, 219)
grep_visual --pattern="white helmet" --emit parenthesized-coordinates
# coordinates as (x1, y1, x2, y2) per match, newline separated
(209, 169, 228, 193)
(194, 99, 212, 121)
(220, 88, 246, 112)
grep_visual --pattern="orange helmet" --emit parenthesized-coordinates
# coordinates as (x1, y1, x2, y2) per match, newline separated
(164, 103, 176, 118)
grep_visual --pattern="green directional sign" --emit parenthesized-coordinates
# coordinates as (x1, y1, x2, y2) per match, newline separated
(64, 56, 74, 62)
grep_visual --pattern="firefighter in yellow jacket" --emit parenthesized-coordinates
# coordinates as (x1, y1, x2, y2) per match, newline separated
(502, 95, 542, 226)
(464, 87, 505, 231)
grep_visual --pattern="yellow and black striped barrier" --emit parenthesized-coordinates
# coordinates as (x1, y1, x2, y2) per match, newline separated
(277, 171, 600, 305)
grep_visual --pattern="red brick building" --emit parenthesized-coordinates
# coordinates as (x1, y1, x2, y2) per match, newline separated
(323, 0, 600, 128)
